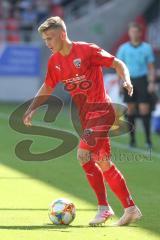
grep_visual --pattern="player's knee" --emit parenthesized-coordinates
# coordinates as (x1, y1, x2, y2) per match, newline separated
(139, 107, 150, 115)
(96, 155, 112, 172)
(77, 149, 91, 165)
(127, 109, 135, 115)
(127, 104, 136, 115)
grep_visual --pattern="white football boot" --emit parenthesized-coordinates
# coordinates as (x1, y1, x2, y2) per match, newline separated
(113, 205, 142, 226)
(89, 205, 115, 226)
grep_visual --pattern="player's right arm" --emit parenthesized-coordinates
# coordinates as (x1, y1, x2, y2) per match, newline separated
(23, 56, 58, 127)
(23, 83, 53, 127)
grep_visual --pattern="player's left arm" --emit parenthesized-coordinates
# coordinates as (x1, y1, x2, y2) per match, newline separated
(147, 63, 156, 93)
(146, 44, 156, 93)
(111, 58, 133, 96)
(89, 44, 133, 96)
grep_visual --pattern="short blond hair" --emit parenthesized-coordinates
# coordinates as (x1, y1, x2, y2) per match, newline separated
(38, 16, 66, 34)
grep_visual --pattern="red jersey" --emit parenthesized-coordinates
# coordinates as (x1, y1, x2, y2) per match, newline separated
(45, 41, 115, 129)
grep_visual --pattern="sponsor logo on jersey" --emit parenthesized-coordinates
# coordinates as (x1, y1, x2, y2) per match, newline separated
(73, 58, 81, 68)
(55, 65, 61, 70)
(62, 75, 86, 84)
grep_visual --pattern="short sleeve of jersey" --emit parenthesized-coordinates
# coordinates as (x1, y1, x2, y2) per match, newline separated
(45, 57, 58, 89)
(116, 45, 125, 61)
(146, 44, 155, 64)
(89, 43, 115, 68)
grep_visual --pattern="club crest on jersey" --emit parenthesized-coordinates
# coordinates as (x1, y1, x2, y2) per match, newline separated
(73, 58, 81, 68)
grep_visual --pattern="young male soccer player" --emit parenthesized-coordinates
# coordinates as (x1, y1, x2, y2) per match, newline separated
(23, 16, 142, 226)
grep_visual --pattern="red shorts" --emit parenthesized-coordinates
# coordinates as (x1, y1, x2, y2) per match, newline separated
(78, 136, 111, 161)
(78, 101, 115, 161)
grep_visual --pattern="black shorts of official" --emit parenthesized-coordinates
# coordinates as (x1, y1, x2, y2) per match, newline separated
(123, 75, 150, 103)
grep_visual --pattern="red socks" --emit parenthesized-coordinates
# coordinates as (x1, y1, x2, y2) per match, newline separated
(103, 165, 135, 208)
(82, 160, 108, 206)
(82, 161, 135, 208)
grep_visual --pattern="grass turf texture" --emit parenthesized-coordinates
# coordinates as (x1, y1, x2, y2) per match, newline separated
(0, 103, 160, 240)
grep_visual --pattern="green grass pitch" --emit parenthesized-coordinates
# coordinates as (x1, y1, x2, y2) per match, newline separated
(0, 103, 160, 240)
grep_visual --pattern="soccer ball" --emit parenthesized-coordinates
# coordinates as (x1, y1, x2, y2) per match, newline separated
(48, 198, 76, 225)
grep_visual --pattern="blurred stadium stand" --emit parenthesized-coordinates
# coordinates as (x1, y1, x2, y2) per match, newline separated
(0, 0, 112, 43)
(0, 0, 156, 44)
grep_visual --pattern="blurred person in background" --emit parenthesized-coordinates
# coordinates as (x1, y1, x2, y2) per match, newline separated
(6, 10, 20, 43)
(19, 3, 37, 42)
(0, 0, 11, 19)
(50, 0, 64, 19)
(35, 0, 50, 25)
(117, 22, 156, 148)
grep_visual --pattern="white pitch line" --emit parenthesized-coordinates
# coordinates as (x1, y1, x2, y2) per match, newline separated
(0, 112, 160, 159)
